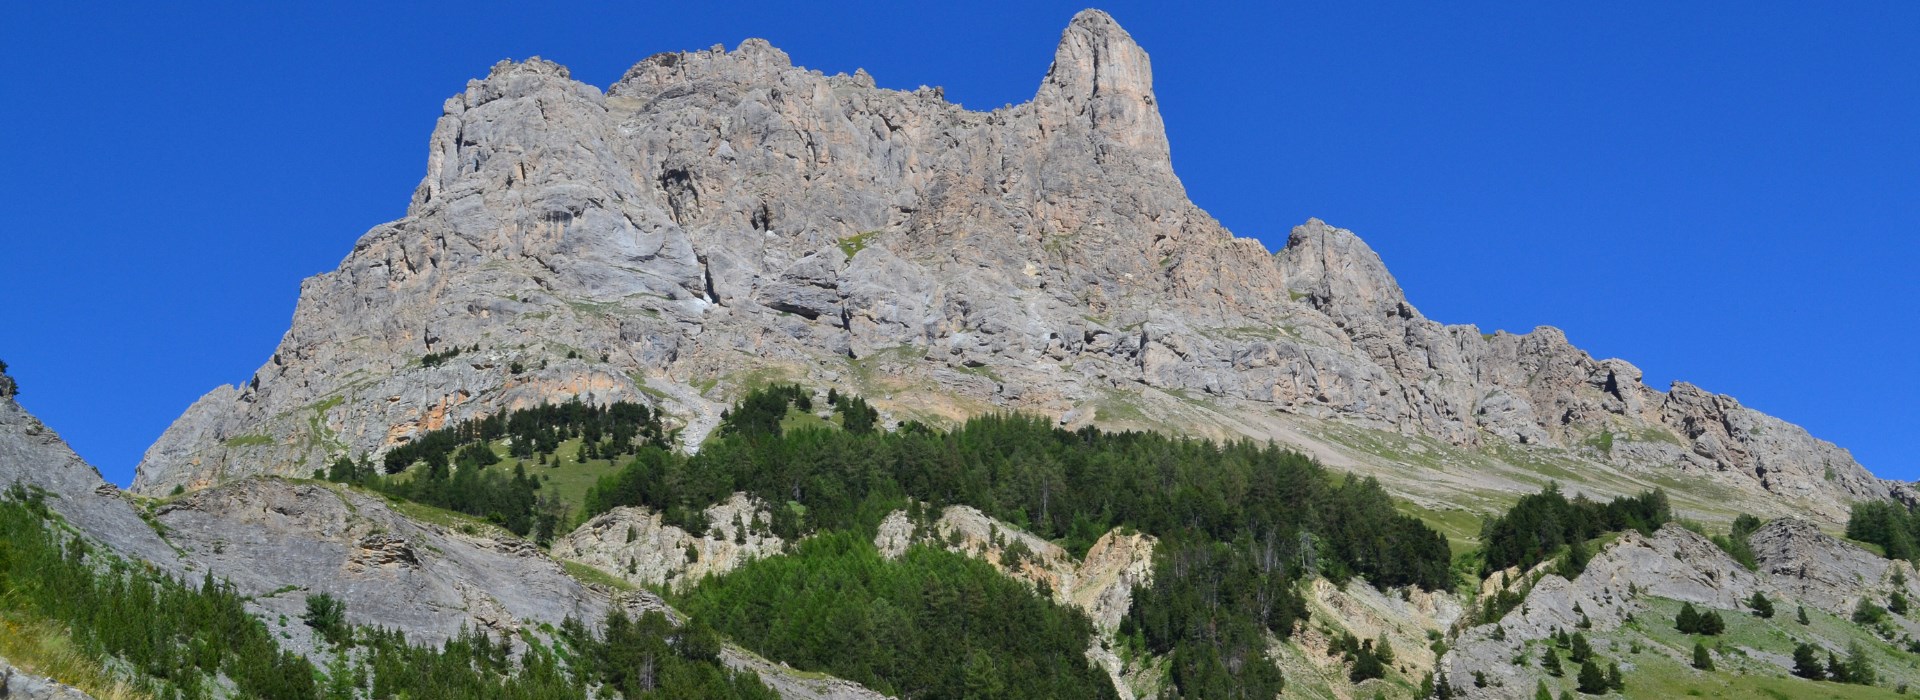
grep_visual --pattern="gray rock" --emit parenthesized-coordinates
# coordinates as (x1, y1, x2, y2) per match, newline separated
(152, 478, 613, 655)
(131, 10, 1900, 535)
(0, 658, 96, 700)
(551, 494, 784, 591)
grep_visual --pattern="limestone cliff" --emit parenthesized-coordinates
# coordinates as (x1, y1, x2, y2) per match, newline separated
(130, 10, 1902, 526)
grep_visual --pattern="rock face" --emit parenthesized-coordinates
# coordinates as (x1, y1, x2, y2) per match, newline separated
(551, 493, 784, 590)
(153, 478, 616, 655)
(721, 647, 893, 700)
(130, 10, 1902, 526)
(1749, 517, 1918, 616)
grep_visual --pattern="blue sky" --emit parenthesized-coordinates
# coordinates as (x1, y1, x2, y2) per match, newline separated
(2, 1, 1915, 486)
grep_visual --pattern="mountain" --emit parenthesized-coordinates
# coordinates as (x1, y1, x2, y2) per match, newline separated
(8, 8, 1904, 698)
(127, 11, 1903, 528)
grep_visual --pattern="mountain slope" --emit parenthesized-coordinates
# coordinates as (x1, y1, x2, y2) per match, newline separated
(131, 10, 1905, 526)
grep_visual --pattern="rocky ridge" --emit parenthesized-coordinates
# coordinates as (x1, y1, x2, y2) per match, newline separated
(128, 11, 1904, 526)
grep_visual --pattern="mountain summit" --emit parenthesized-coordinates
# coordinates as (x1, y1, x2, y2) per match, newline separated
(134, 11, 1903, 525)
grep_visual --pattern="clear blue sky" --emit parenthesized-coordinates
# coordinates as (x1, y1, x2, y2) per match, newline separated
(2, 1, 1915, 486)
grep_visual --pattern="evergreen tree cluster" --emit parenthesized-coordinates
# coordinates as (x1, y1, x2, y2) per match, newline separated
(380, 399, 665, 474)
(419, 344, 470, 368)
(1848, 500, 1920, 563)
(1675, 602, 1726, 635)
(677, 533, 1114, 700)
(591, 389, 1452, 590)
(1121, 535, 1298, 696)
(320, 400, 667, 541)
(1792, 641, 1877, 685)
(1478, 484, 1671, 577)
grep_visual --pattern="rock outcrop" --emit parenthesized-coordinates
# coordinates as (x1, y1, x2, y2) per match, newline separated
(131, 11, 1899, 532)
(152, 478, 614, 655)
(0, 658, 97, 700)
(1749, 517, 1919, 616)
(874, 505, 1154, 632)
(551, 493, 784, 590)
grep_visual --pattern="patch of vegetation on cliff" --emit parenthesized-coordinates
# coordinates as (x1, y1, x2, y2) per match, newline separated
(679, 532, 1114, 699)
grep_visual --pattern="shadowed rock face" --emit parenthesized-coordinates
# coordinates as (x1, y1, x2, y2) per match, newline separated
(130, 10, 1902, 523)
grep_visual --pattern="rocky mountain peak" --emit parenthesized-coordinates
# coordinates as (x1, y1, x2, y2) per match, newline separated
(1034, 9, 1171, 172)
(132, 9, 1906, 529)
(1276, 218, 1414, 326)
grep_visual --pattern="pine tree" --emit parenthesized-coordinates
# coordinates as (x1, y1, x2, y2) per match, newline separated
(1797, 605, 1811, 625)
(1349, 644, 1385, 683)
(1535, 679, 1554, 700)
(1846, 640, 1876, 685)
(1570, 632, 1592, 663)
(1707, 609, 1725, 634)
(1692, 641, 1713, 670)
(1892, 590, 1909, 616)
(1854, 598, 1887, 625)
(1792, 643, 1826, 680)
(1576, 660, 1608, 694)
(304, 593, 349, 647)
(1676, 602, 1700, 633)
(1827, 652, 1850, 684)
(1607, 662, 1624, 691)
(1542, 645, 1564, 677)
(1749, 591, 1775, 618)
